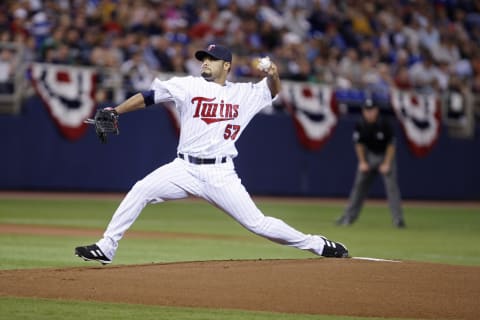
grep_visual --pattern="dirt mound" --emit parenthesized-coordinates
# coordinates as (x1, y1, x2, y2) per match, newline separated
(1, 259, 479, 319)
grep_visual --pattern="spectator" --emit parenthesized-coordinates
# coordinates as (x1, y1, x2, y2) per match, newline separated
(286, 56, 313, 82)
(1, 0, 479, 94)
(77, 27, 101, 65)
(90, 39, 122, 68)
(430, 35, 460, 66)
(349, 3, 375, 38)
(323, 23, 347, 52)
(337, 48, 361, 88)
(184, 42, 203, 76)
(0, 48, 16, 93)
(393, 65, 412, 90)
(283, 5, 311, 40)
(258, 20, 282, 51)
(51, 43, 74, 64)
(151, 36, 174, 72)
(63, 27, 82, 64)
(364, 62, 394, 102)
(0, 11, 9, 34)
(359, 55, 379, 88)
(311, 54, 335, 84)
(406, 13, 424, 47)
(29, 10, 52, 50)
(120, 50, 154, 96)
(10, 7, 29, 39)
(408, 51, 446, 93)
(418, 20, 440, 52)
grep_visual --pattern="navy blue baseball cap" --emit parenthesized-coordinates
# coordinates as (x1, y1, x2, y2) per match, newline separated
(363, 99, 378, 109)
(195, 44, 232, 62)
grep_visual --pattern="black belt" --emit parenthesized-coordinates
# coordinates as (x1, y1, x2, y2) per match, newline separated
(178, 153, 227, 165)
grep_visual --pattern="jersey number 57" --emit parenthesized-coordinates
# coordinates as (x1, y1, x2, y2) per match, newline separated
(224, 124, 240, 140)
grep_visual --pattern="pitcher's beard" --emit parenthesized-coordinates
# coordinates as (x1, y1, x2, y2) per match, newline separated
(201, 71, 213, 81)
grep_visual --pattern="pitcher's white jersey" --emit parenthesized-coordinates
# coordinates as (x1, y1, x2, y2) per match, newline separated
(150, 76, 273, 158)
(76, 46, 349, 265)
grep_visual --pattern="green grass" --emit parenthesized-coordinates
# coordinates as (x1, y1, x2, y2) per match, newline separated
(1, 198, 479, 267)
(0, 196, 479, 319)
(0, 297, 412, 320)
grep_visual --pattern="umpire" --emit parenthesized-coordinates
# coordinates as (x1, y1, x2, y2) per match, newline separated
(336, 100, 406, 228)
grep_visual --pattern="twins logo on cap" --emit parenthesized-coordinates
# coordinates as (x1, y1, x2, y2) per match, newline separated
(195, 44, 232, 62)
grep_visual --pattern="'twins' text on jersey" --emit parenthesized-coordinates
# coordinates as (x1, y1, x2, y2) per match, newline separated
(191, 96, 239, 124)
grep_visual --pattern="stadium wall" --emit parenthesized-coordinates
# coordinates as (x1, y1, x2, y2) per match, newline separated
(0, 96, 479, 200)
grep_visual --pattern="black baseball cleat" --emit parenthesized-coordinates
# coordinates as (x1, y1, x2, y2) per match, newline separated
(320, 237, 349, 258)
(75, 244, 111, 265)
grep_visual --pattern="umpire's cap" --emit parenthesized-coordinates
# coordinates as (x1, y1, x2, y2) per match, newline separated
(195, 44, 232, 62)
(363, 99, 378, 109)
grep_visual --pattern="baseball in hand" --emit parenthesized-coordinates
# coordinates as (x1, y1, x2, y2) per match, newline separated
(257, 57, 272, 72)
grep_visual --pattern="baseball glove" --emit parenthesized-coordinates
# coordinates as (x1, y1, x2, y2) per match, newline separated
(85, 108, 119, 144)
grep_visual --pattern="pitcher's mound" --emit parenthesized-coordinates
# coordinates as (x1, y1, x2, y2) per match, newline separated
(1, 259, 479, 320)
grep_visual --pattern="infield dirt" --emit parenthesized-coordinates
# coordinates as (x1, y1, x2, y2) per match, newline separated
(1, 257, 479, 319)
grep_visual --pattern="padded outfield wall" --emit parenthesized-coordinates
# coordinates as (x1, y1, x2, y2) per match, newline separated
(0, 96, 479, 200)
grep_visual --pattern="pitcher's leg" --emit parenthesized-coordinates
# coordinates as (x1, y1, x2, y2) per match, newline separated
(97, 160, 191, 259)
(205, 177, 338, 256)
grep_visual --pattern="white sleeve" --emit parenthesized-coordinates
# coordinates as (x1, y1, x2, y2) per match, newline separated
(252, 77, 275, 111)
(150, 76, 189, 105)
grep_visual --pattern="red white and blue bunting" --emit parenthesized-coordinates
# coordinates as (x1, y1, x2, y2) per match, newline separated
(30, 63, 97, 141)
(27, 64, 445, 158)
(390, 88, 441, 157)
(282, 82, 338, 151)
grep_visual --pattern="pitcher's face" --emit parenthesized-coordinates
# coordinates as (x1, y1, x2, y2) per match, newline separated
(200, 57, 230, 82)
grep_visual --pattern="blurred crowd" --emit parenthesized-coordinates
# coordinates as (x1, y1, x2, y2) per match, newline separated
(2, 0, 480, 96)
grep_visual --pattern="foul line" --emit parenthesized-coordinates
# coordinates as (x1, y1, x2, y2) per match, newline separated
(351, 257, 401, 262)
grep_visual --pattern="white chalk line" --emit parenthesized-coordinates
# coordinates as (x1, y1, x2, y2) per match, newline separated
(351, 257, 401, 262)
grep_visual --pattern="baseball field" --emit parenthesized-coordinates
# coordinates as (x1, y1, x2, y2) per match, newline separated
(0, 192, 479, 320)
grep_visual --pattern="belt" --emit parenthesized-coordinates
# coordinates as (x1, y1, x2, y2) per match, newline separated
(178, 153, 227, 165)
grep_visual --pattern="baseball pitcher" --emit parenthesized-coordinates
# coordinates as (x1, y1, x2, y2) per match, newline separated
(75, 44, 349, 264)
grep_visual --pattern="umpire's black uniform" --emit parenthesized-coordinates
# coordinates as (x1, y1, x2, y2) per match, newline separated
(337, 102, 405, 228)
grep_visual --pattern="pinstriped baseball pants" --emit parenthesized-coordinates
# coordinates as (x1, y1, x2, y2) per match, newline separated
(97, 158, 325, 260)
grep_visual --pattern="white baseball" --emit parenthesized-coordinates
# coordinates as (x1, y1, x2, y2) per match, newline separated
(258, 57, 271, 72)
